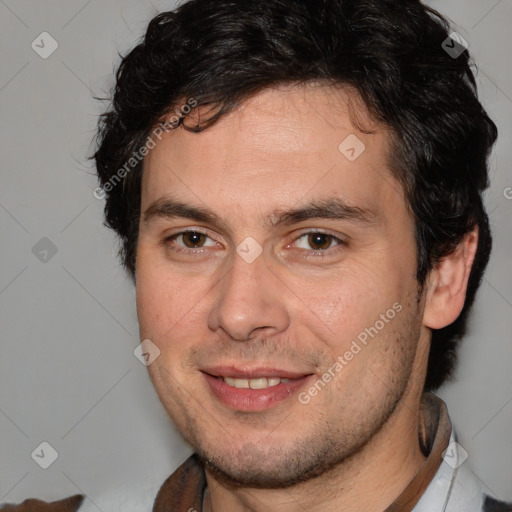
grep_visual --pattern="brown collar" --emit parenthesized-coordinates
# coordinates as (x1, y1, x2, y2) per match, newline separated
(152, 392, 451, 512)
(0, 495, 84, 512)
(384, 392, 452, 511)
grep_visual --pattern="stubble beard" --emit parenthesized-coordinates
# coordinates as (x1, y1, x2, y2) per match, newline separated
(175, 348, 417, 490)
(158, 294, 424, 489)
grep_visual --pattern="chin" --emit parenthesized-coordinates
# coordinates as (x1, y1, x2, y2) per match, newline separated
(192, 433, 359, 489)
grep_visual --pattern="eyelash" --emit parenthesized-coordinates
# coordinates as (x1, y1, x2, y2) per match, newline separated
(163, 229, 346, 258)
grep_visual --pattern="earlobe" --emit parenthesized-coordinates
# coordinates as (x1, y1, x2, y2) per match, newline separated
(423, 227, 479, 330)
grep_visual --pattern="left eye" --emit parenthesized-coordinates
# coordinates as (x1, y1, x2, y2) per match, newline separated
(293, 232, 343, 251)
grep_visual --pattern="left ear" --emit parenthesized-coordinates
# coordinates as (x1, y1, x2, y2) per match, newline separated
(423, 226, 479, 330)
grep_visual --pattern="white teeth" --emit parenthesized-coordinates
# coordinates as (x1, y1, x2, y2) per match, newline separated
(249, 378, 269, 389)
(233, 378, 250, 388)
(222, 376, 291, 389)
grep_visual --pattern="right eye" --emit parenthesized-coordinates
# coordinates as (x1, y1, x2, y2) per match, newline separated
(164, 230, 219, 254)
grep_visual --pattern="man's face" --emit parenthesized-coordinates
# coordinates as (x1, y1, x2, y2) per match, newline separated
(136, 85, 427, 487)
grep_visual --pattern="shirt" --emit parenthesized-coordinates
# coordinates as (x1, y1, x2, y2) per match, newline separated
(2, 393, 510, 511)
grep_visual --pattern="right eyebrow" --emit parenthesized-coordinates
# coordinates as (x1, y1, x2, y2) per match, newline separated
(142, 197, 227, 230)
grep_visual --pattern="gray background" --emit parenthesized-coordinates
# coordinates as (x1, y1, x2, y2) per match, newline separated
(0, 0, 511, 510)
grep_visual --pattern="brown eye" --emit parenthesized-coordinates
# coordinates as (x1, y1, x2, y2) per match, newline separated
(291, 232, 345, 256)
(307, 233, 334, 250)
(164, 230, 218, 254)
(181, 231, 207, 248)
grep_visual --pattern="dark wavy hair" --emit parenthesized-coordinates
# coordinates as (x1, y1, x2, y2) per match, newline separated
(94, 0, 497, 391)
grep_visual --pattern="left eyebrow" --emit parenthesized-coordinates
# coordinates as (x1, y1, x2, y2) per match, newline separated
(268, 198, 379, 227)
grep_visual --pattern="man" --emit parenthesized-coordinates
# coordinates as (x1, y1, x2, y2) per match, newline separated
(3, 0, 509, 510)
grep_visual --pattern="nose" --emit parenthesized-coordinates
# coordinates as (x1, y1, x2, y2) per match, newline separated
(207, 250, 290, 341)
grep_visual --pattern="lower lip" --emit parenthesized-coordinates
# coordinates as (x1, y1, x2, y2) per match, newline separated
(202, 373, 313, 412)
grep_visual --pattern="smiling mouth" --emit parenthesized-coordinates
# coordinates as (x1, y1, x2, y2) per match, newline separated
(200, 367, 315, 412)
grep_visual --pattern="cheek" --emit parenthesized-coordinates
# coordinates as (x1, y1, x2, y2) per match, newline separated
(136, 261, 183, 345)
(136, 266, 164, 337)
(136, 246, 200, 331)
(297, 261, 405, 330)
(299, 262, 418, 374)
(135, 255, 216, 374)
(325, 293, 421, 408)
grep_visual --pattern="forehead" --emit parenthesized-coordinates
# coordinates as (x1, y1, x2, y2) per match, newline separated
(141, 84, 405, 223)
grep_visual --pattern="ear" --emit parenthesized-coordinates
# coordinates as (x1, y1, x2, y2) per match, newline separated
(423, 226, 479, 330)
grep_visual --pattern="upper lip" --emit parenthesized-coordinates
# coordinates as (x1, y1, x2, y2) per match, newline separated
(201, 365, 313, 380)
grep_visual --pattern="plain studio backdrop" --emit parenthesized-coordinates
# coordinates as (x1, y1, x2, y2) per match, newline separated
(0, 0, 511, 510)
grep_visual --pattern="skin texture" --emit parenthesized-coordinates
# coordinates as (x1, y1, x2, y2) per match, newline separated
(135, 84, 478, 512)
